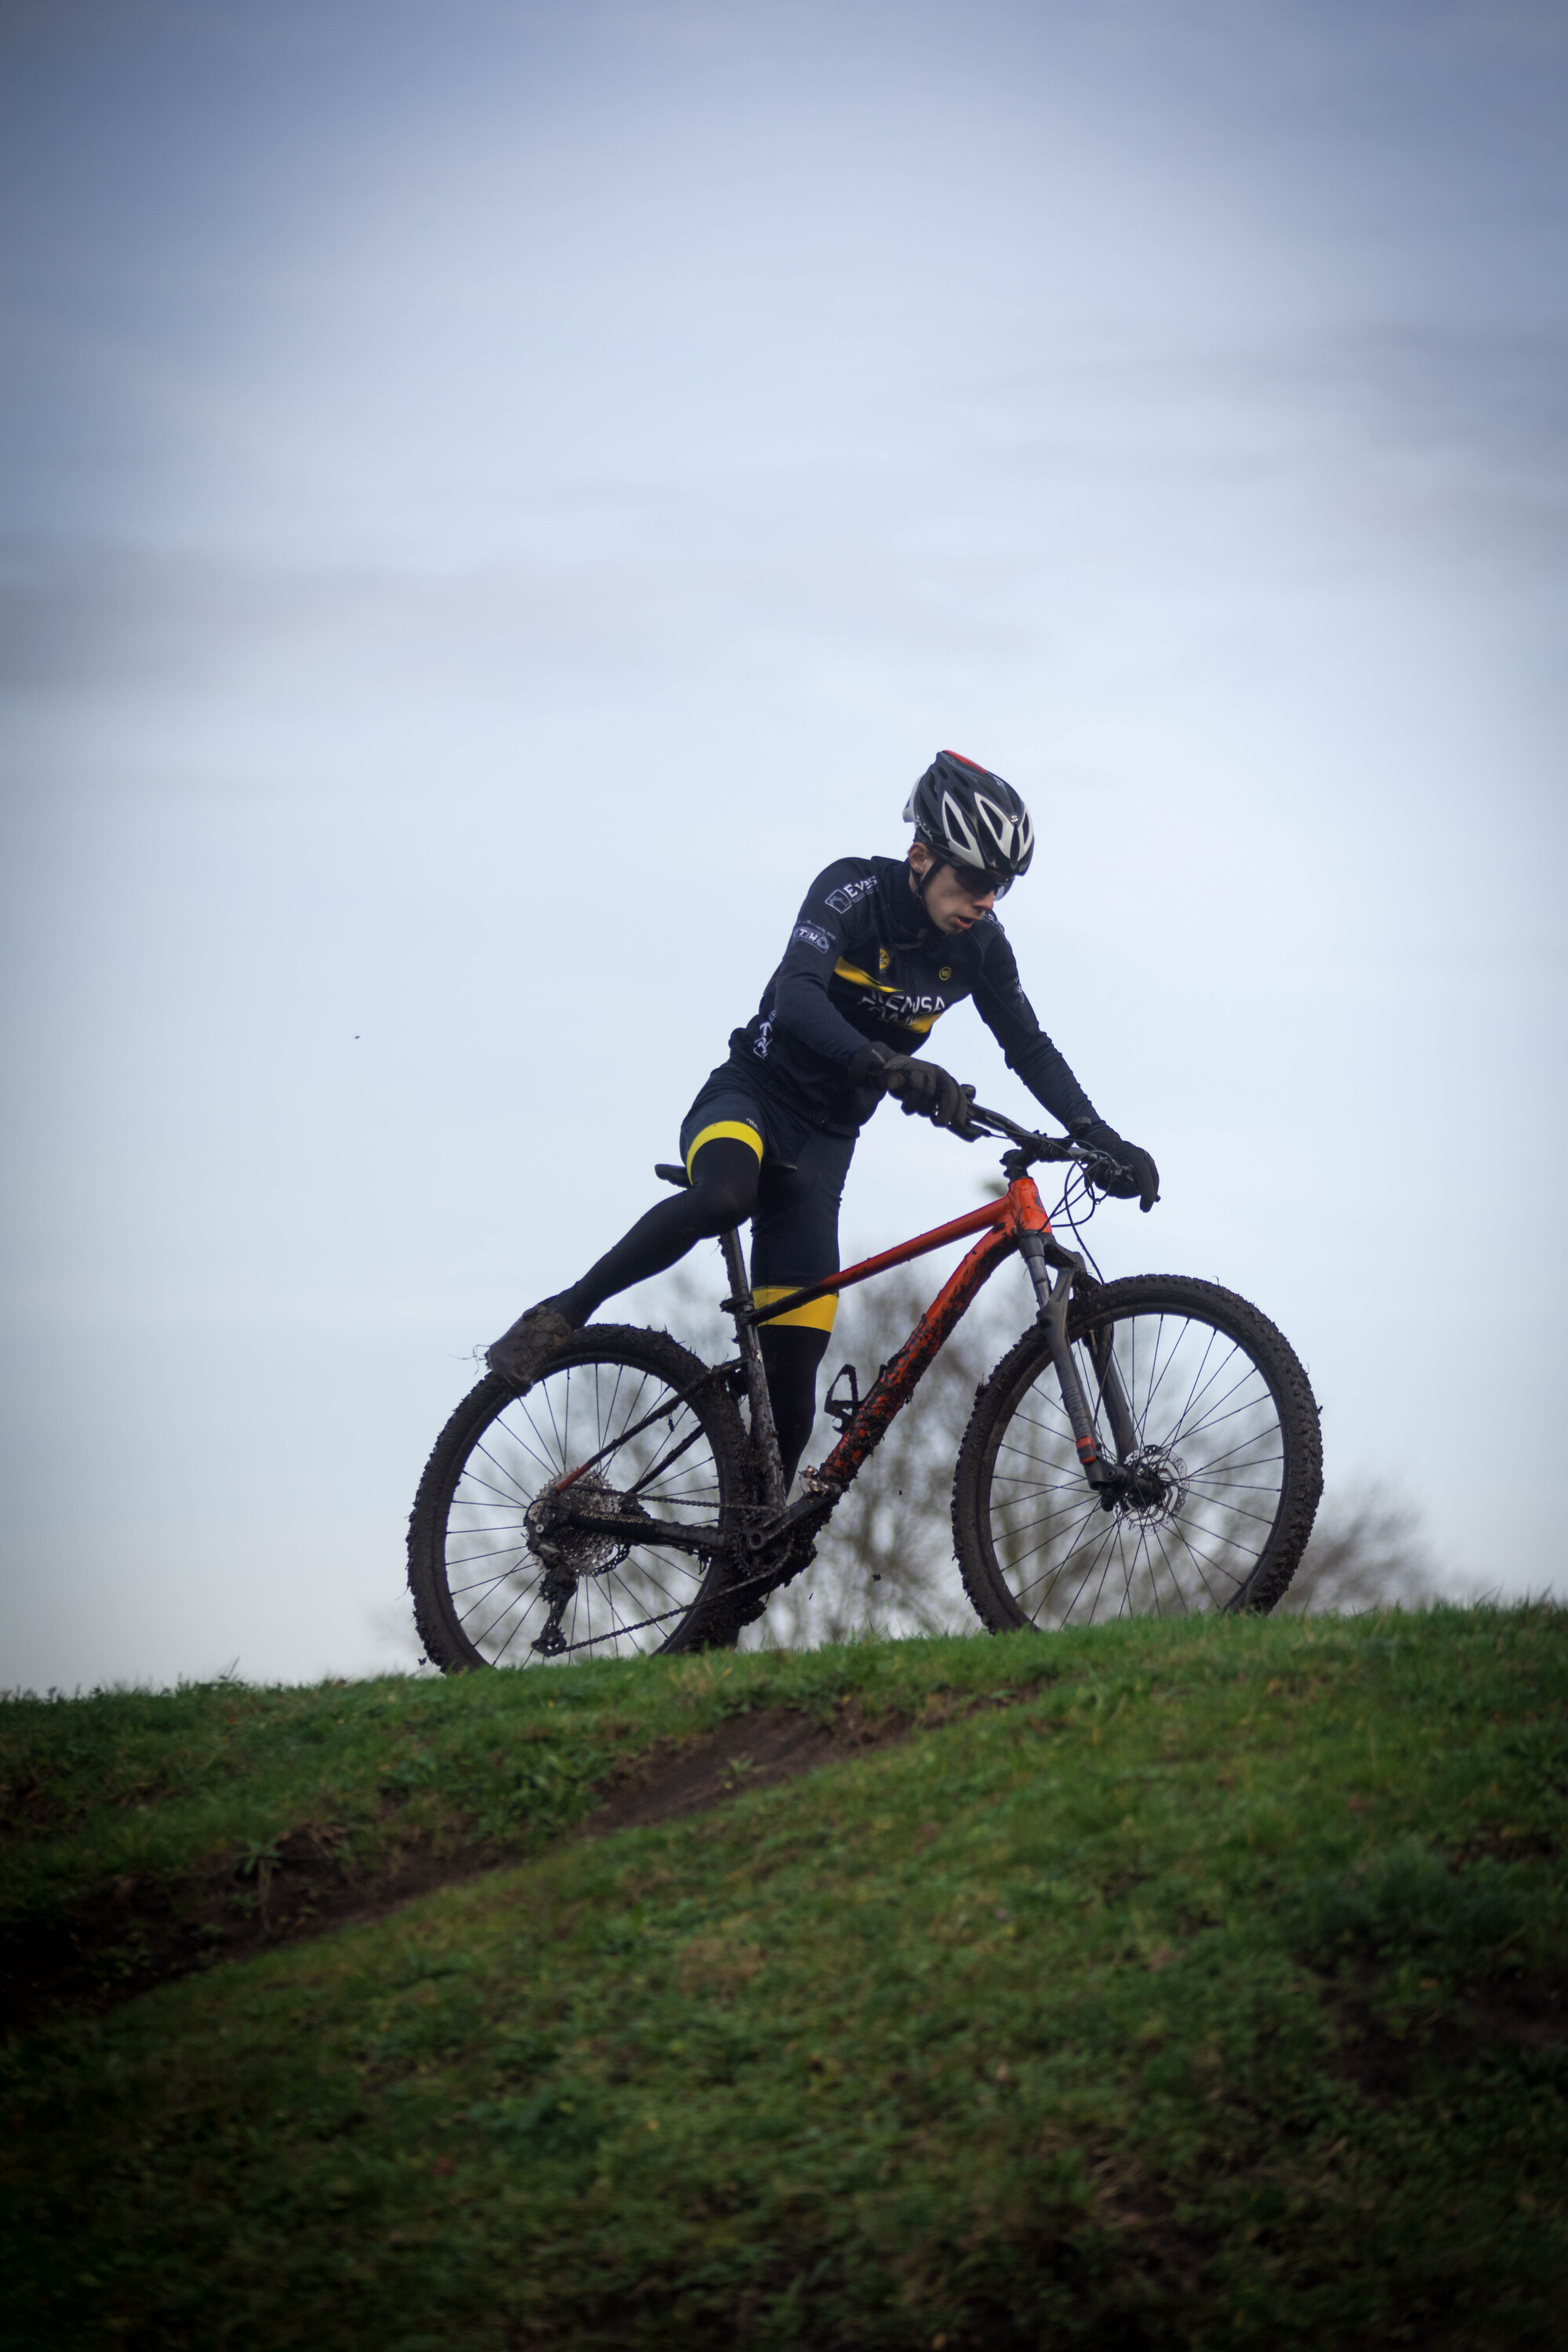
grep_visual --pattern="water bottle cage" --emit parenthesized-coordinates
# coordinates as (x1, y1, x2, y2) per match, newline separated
(823, 1362, 862, 1432)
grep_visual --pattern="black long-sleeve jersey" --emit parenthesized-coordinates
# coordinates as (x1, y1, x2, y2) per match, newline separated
(725, 854, 1099, 1138)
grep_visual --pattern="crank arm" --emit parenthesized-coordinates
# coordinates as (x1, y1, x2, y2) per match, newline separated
(737, 1486, 836, 1555)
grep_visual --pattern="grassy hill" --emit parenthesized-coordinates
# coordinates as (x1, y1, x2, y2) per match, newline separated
(3, 1606, 1566, 2350)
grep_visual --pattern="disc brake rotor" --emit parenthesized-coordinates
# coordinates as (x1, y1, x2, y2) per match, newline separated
(1109, 1444, 1190, 1526)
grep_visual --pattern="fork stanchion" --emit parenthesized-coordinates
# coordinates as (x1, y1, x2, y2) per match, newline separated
(1016, 1227, 1114, 1494)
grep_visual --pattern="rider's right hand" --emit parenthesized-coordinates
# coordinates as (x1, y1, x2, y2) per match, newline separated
(849, 1041, 971, 1130)
(1070, 1117, 1161, 1211)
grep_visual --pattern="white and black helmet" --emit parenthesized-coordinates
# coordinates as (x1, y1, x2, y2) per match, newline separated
(903, 749, 1034, 895)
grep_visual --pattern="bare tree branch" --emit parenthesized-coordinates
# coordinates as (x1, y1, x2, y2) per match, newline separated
(1276, 1484, 1447, 1615)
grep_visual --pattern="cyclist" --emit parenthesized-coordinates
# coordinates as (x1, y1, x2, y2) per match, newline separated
(486, 750, 1159, 1490)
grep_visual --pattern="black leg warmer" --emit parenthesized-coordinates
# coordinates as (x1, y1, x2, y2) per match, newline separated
(555, 1137, 761, 1324)
(759, 1323, 833, 1491)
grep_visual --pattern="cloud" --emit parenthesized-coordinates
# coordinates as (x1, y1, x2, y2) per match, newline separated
(0, 541, 668, 695)
(8, 307, 1564, 721)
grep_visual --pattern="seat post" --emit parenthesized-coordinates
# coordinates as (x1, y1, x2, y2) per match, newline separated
(720, 1223, 786, 1507)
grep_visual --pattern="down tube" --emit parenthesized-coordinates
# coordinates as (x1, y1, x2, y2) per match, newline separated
(818, 1225, 1017, 1486)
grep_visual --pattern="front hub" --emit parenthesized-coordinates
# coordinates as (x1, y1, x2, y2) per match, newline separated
(1103, 1444, 1189, 1526)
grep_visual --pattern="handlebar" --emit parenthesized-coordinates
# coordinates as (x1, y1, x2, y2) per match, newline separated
(870, 1068, 1133, 1193)
(872, 1062, 1080, 1161)
(956, 1100, 1126, 1190)
(961, 1100, 1073, 1154)
(961, 1098, 1091, 1158)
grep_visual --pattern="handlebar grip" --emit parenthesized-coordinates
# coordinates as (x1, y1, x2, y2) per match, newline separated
(950, 1085, 982, 1142)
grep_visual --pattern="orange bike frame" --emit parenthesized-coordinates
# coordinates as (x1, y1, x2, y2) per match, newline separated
(746, 1172, 1054, 1490)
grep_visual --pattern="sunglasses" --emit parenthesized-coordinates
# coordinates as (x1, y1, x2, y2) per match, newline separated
(945, 861, 1012, 900)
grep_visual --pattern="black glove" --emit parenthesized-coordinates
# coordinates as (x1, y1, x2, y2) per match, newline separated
(1071, 1116, 1160, 1212)
(848, 1041, 972, 1131)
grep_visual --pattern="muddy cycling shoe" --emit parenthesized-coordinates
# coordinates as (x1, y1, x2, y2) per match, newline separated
(484, 1295, 581, 1388)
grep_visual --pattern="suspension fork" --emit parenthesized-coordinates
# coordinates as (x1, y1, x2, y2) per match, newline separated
(1086, 1317, 1138, 1461)
(1014, 1230, 1137, 1487)
(720, 1225, 787, 1508)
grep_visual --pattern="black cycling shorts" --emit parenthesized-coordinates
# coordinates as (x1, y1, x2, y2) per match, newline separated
(677, 1066, 856, 1333)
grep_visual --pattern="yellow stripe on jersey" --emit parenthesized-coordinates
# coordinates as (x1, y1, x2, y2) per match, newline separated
(753, 1283, 840, 1332)
(833, 958, 945, 1033)
(685, 1120, 764, 1180)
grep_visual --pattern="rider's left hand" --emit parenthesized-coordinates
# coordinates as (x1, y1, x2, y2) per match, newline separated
(849, 1042, 972, 1130)
(899, 1076, 978, 1134)
(1072, 1118, 1160, 1211)
(886, 1053, 970, 1129)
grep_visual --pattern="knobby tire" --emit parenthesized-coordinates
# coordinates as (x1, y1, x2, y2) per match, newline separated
(408, 1326, 753, 1670)
(953, 1275, 1322, 1631)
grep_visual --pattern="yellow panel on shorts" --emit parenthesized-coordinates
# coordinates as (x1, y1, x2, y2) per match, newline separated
(753, 1283, 839, 1332)
(684, 1120, 764, 1180)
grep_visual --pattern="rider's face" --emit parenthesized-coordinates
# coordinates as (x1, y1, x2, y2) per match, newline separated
(909, 844, 998, 933)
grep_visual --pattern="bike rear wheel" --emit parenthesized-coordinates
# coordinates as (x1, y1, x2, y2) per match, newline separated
(408, 1326, 750, 1670)
(953, 1276, 1321, 1630)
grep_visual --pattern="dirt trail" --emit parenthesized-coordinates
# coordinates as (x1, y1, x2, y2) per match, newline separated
(5, 1697, 964, 2029)
(587, 1697, 907, 1835)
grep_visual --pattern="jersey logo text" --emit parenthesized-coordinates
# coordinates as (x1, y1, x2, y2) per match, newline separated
(862, 990, 947, 1023)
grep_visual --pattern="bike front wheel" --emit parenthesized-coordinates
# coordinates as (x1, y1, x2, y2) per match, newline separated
(953, 1276, 1322, 1631)
(408, 1326, 751, 1670)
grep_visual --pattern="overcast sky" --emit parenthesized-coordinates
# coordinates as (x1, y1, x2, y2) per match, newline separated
(2, 0, 1564, 1689)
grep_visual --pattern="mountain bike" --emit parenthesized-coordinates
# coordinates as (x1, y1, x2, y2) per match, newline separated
(408, 1105, 1323, 1670)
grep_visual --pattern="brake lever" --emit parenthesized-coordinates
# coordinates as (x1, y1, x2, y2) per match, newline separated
(1078, 1149, 1126, 1192)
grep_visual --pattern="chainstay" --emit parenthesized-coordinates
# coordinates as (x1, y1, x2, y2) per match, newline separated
(536, 1524, 823, 1657)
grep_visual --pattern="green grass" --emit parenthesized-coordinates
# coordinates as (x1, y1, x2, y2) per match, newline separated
(1, 1639, 1059, 2005)
(4, 1606, 1567, 2350)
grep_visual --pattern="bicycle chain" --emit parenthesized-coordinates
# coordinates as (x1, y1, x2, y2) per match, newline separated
(530, 1522, 822, 1658)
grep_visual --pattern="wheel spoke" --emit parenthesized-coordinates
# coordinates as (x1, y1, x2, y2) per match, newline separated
(966, 1283, 1316, 1632)
(446, 1563, 524, 1602)
(412, 1340, 741, 1669)
(479, 1420, 557, 1486)
(444, 1537, 536, 1568)
(1007, 1501, 1106, 1603)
